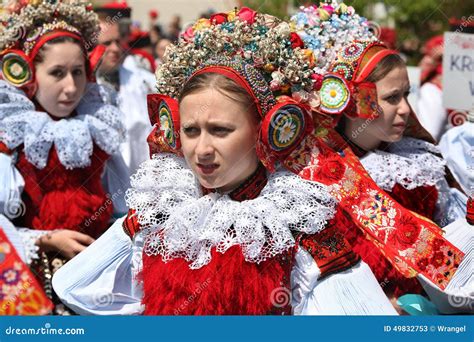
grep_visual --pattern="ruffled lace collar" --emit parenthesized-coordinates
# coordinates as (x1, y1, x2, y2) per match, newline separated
(360, 137, 446, 191)
(125, 153, 336, 269)
(0, 81, 124, 169)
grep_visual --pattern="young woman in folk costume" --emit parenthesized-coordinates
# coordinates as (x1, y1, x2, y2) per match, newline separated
(53, 7, 400, 316)
(291, 2, 472, 314)
(53, 7, 466, 316)
(0, 0, 124, 314)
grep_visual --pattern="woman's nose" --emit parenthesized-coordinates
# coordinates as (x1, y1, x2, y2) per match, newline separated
(195, 133, 214, 158)
(399, 97, 411, 116)
(63, 73, 78, 96)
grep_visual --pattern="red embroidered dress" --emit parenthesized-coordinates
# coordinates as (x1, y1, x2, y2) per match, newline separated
(15, 144, 111, 238)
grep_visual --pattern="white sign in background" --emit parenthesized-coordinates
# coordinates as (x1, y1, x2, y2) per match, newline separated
(443, 32, 474, 111)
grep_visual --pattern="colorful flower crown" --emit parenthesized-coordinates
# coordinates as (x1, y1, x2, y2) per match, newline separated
(289, 2, 385, 122)
(149, 8, 326, 171)
(155, 7, 322, 111)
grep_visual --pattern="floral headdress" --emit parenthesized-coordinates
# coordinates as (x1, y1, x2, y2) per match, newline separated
(0, 0, 99, 92)
(290, 1, 376, 73)
(290, 2, 388, 121)
(148, 7, 326, 171)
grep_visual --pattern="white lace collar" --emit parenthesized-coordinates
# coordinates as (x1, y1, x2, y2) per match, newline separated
(0, 81, 124, 169)
(360, 137, 446, 191)
(125, 153, 337, 269)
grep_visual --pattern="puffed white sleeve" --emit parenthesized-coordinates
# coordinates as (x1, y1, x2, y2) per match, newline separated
(52, 217, 144, 315)
(291, 248, 398, 315)
(0, 152, 25, 218)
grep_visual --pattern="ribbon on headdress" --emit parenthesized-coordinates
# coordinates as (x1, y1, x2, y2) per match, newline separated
(281, 115, 465, 290)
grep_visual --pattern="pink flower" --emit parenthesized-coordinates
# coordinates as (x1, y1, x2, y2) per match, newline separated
(182, 26, 194, 42)
(322, 5, 334, 16)
(238, 7, 257, 24)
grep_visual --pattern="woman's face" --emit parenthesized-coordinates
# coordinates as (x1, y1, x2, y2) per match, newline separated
(180, 88, 260, 192)
(347, 66, 411, 149)
(34, 41, 87, 118)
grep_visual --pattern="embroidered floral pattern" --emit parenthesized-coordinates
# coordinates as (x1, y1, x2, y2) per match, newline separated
(282, 130, 465, 290)
(0, 228, 52, 315)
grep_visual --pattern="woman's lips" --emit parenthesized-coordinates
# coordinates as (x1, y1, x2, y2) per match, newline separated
(197, 163, 219, 175)
(392, 122, 406, 131)
(58, 100, 76, 106)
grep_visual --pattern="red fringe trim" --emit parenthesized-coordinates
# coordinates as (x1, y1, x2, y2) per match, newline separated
(142, 246, 287, 315)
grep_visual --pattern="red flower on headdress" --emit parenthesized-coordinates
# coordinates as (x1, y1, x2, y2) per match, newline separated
(210, 13, 228, 25)
(389, 215, 421, 249)
(290, 32, 304, 49)
(311, 73, 324, 90)
(238, 7, 257, 24)
(313, 156, 346, 184)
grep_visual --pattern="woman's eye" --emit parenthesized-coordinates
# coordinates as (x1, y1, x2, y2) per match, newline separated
(73, 69, 84, 76)
(384, 94, 401, 105)
(182, 127, 199, 136)
(50, 70, 64, 78)
(212, 127, 233, 136)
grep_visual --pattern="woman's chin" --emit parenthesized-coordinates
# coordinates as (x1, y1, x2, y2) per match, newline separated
(49, 107, 75, 119)
(386, 131, 404, 143)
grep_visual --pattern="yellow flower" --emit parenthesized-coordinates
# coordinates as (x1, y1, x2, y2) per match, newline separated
(193, 18, 211, 31)
(318, 8, 330, 21)
(227, 11, 236, 22)
(302, 49, 314, 66)
(337, 3, 348, 15)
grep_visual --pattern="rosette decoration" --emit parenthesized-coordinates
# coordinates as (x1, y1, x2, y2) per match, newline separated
(148, 7, 328, 171)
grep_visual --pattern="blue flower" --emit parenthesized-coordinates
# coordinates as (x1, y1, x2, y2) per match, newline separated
(304, 36, 322, 51)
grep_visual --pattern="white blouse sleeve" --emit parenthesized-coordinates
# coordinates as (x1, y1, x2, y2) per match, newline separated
(416, 83, 447, 142)
(0, 152, 25, 218)
(101, 152, 131, 219)
(52, 217, 144, 315)
(291, 248, 398, 315)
